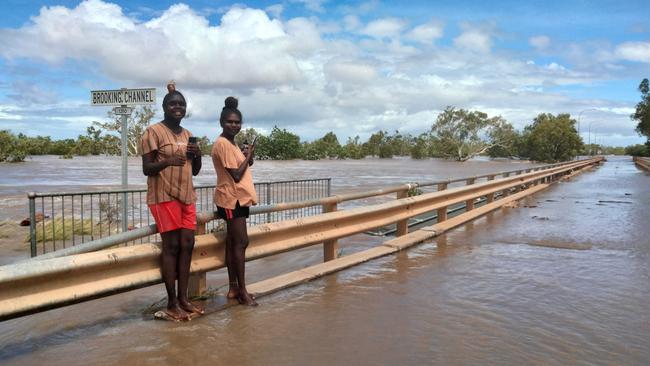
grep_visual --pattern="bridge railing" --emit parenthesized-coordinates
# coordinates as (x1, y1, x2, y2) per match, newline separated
(32, 159, 576, 261)
(27, 178, 331, 257)
(0, 157, 604, 321)
(633, 156, 650, 172)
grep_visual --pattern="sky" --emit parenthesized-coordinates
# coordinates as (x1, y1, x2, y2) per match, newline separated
(0, 0, 649, 146)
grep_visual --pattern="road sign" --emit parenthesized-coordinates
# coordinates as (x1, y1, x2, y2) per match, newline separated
(90, 87, 156, 234)
(90, 88, 156, 106)
(113, 107, 133, 115)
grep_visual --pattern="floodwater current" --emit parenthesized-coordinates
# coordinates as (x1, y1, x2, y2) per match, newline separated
(0, 156, 648, 365)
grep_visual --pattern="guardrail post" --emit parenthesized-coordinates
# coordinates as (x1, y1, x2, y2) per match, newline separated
(322, 202, 338, 261)
(502, 173, 510, 197)
(265, 184, 272, 224)
(465, 178, 475, 211)
(396, 189, 409, 236)
(437, 182, 448, 222)
(28, 193, 37, 257)
(188, 272, 207, 298)
(486, 175, 495, 203)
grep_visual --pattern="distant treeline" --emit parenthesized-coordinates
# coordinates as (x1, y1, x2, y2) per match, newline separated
(1, 106, 648, 164)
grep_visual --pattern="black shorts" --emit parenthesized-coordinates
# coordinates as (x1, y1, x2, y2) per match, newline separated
(217, 201, 250, 220)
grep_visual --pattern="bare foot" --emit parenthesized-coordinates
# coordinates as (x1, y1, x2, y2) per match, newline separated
(179, 299, 205, 315)
(237, 291, 258, 307)
(227, 287, 239, 299)
(227, 287, 256, 300)
(165, 304, 190, 321)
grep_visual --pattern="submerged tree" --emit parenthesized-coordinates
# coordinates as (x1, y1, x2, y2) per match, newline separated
(339, 136, 365, 159)
(302, 131, 342, 160)
(520, 113, 582, 162)
(93, 106, 155, 156)
(255, 126, 302, 160)
(430, 107, 517, 161)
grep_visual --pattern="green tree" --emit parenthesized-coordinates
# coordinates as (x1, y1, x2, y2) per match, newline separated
(234, 128, 261, 147)
(387, 130, 412, 156)
(0, 130, 27, 162)
(430, 107, 517, 161)
(21, 135, 52, 155)
(303, 131, 342, 160)
(624, 144, 649, 156)
(631, 78, 650, 143)
(487, 124, 521, 158)
(410, 133, 432, 159)
(196, 136, 212, 156)
(93, 106, 155, 156)
(257, 126, 302, 160)
(363, 130, 387, 157)
(340, 136, 365, 159)
(521, 113, 583, 162)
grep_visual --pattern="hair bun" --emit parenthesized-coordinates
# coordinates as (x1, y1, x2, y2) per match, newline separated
(167, 80, 176, 94)
(224, 96, 238, 110)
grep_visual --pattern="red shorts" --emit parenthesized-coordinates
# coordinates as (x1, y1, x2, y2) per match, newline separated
(149, 201, 196, 233)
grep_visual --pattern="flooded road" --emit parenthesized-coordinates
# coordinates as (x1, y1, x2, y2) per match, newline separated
(0, 156, 649, 365)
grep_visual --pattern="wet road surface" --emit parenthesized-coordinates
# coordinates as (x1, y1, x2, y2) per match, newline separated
(0, 156, 648, 365)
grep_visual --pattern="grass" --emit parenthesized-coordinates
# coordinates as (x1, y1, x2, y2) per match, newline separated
(26, 217, 119, 243)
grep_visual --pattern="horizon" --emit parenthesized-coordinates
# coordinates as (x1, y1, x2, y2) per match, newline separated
(1, 0, 649, 147)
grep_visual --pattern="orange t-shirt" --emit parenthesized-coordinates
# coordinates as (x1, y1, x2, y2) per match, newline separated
(211, 136, 257, 209)
(141, 122, 196, 205)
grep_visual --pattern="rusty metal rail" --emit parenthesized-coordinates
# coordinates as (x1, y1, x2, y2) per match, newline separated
(0, 158, 603, 321)
(634, 156, 650, 172)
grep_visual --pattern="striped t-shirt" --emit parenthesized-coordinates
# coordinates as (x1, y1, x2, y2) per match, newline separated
(141, 122, 196, 205)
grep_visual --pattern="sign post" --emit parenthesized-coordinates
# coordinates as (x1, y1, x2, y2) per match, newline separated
(91, 88, 155, 233)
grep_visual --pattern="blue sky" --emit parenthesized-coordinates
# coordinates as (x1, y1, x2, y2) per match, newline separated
(1, 0, 649, 146)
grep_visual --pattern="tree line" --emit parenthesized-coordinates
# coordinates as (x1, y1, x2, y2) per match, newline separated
(3, 76, 650, 164)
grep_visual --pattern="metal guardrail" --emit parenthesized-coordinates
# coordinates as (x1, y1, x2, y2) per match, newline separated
(0, 157, 604, 321)
(30, 159, 586, 261)
(28, 178, 331, 257)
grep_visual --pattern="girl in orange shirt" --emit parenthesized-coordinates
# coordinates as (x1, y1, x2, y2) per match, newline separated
(211, 97, 258, 306)
(141, 84, 204, 321)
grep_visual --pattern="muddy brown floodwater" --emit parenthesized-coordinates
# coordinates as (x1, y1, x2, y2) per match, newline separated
(0, 156, 648, 365)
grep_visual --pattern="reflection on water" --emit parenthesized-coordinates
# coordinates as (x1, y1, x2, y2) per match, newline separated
(1, 156, 649, 365)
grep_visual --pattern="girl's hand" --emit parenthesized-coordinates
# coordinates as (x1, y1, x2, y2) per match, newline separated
(187, 143, 201, 158)
(166, 155, 187, 166)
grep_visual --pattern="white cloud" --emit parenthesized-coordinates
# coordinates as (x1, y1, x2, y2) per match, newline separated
(529, 35, 550, 50)
(406, 20, 444, 44)
(545, 62, 566, 71)
(453, 23, 494, 53)
(0, 2, 303, 88)
(343, 15, 361, 31)
(361, 18, 407, 39)
(265, 4, 283, 18)
(615, 41, 650, 63)
(0, 1, 644, 146)
(324, 62, 378, 84)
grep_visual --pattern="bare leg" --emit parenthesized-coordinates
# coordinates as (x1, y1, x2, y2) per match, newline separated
(225, 234, 239, 299)
(161, 230, 189, 321)
(228, 217, 257, 306)
(177, 228, 204, 314)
